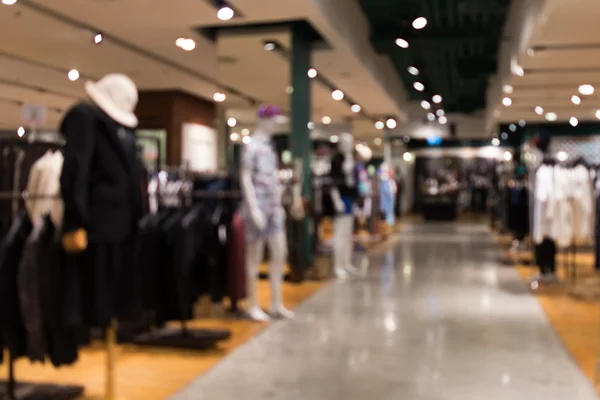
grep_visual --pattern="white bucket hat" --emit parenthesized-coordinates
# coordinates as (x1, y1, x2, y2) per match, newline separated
(85, 73, 139, 128)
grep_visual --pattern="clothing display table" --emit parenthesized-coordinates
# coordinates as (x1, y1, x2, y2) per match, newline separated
(422, 193, 458, 221)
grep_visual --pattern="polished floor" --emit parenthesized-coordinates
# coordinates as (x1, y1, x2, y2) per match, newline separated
(171, 222, 599, 400)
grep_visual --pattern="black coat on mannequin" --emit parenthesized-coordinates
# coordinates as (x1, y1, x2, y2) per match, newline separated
(60, 102, 141, 242)
(60, 102, 142, 328)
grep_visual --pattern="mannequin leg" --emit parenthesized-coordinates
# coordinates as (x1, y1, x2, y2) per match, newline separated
(246, 239, 270, 321)
(333, 217, 348, 278)
(344, 216, 358, 273)
(267, 232, 294, 318)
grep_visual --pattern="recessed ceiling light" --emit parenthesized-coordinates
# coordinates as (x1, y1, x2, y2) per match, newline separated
(264, 42, 276, 51)
(286, 86, 294, 94)
(492, 138, 500, 147)
(351, 104, 361, 113)
(94, 33, 103, 44)
(332, 90, 344, 101)
(503, 85, 513, 94)
(374, 138, 383, 145)
(519, 120, 526, 127)
(330, 135, 339, 143)
(68, 69, 80, 81)
(556, 151, 568, 162)
(386, 118, 397, 129)
(408, 66, 419, 76)
(436, 109, 445, 117)
(227, 117, 237, 127)
(242, 136, 251, 144)
(413, 82, 425, 91)
(545, 112, 557, 121)
(535, 106, 544, 115)
(513, 65, 524, 77)
(427, 113, 435, 121)
(570, 117, 579, 126)
(403, 152, 413, 162)
(241, 128, 250, 136)
(395, 38, 409, 48)
(213, 92, 226, 102)
(501, 132, 508, 140)
(509, 124, 516, 132)
(504, 151, 513, 161)
(307, 121, 315, 130)
(322, 116, 332, 125)
(176, 38, 195, 51)
(17, 126, 24, 137)
(421, 100, 431, 110)
(217, 6, 234, 21)
(438, 116, 447, 124)
(403, 136, 410, 143)
(579, 84, 595, 95)
(596, 110, 600, 120)
(307, 68, 317, 78)
(527, 48, 535, 56)
(375, 121, 385, 130)
(230, 132, 239, 141)
(571, 95, 581, 105)
(1, 0, 17, 5)
(502, 97, 512, 107)
(412, 17, 428, 30)
(432, 95, 442, 104)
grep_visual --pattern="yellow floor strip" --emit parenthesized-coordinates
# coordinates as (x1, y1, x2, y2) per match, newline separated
(497, 233, 600, 391)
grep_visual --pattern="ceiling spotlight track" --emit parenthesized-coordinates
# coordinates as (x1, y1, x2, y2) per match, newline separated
(0, 77, 81, 100)
(0, 51, 97, 81)
(0, 96, 63, 114)
(17, 0, 262, 106)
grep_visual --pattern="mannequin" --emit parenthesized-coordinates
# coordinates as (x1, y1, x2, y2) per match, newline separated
(240, 105, 293, 321)
(60, 73, 142, 328)
(329, 133, 358, 278)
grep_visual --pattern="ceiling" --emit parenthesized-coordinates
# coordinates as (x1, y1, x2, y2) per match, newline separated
(360, 0, 512, 116)
(0, 0, 406, 140)
(491, 0, 600, 127)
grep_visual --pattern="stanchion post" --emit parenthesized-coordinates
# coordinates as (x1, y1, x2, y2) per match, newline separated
(105, 319, 117, 400)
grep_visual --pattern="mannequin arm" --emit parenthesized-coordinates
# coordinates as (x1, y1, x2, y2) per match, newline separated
(240, 168, 266, 229)
(60, 106, 94, 252)
(329, 187, 345, 214)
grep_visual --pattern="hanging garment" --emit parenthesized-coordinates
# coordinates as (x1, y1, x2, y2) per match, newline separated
(227, 212, 246, 303)
(550, 167, 574, 248)
(25, 150, 64, 227)
(570, 165, 593, 242)
(533, 165, 554, 244)
(0, 210, 32, 361)
(18, 221, 47, 362)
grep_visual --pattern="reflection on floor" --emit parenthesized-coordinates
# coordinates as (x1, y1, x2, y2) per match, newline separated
(172, 222, 598, 400)
(498, 233, 600, 392)
(0, 279, 325, 399)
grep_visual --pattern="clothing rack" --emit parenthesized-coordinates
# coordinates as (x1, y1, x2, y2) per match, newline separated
(0, 192, 84, 400)
(132, 187, 239, 350)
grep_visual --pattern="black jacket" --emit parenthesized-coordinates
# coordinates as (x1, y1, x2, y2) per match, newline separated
(0, 210, 32, 360)
(60, 103, 142, 243)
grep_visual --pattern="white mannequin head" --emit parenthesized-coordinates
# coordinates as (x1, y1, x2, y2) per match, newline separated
(255, 105, 288, 136)
(338, 132, 354, 154)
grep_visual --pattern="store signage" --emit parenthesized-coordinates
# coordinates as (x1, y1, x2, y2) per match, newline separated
(181, 123, 217, 172)
(426, 136, 442, 146)
(21, 104, 47, 127)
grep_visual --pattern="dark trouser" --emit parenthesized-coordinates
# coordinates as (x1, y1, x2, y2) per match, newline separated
(535, 238, 556, 275)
